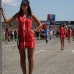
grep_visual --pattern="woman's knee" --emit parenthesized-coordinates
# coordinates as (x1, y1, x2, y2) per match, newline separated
(19, 50, 26, 62)
(27, 48, 34, 61)
(28, 56, 34, 61)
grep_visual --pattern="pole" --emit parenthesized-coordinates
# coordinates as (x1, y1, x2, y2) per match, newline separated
(53, 21, 55, 50)
(0, 0, 2, 74)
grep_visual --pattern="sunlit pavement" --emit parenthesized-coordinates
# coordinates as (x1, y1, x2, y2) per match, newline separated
(2, 38, 74, 74)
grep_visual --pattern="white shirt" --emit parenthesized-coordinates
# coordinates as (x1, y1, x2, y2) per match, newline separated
(50, 31, 53, 35)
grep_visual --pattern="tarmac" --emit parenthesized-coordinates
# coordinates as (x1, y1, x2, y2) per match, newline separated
(2, 37, 74, 74)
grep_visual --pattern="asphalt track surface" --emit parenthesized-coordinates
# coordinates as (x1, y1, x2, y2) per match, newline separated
(2, 37, 74, 74)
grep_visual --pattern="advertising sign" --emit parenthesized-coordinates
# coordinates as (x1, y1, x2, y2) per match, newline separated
(47, 14, 55, 21)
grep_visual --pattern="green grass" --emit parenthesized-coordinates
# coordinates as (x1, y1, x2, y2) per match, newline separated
(2, 34, 17, 42)
(2, 34, 5, 42)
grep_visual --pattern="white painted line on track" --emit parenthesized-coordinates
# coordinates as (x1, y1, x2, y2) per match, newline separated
(2, 45, 16, 48)
(35, 50, 45, 54)
(57, 43, 60, 45)
(8, 50, 18, 52)
(70, 43, 74, 44)
(57, 43, 69, 45)
(72, 50, 74, 53)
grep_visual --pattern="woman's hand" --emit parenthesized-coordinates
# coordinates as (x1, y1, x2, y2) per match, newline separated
(0, 6, 4, 13)
(30, 29, 35, 33)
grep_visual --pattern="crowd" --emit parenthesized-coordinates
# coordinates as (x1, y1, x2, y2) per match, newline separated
(35, 24, 74, 44)
(35, 29, 53, 41)
(4, 25, 74, 44)
(4, 28, 17, 44)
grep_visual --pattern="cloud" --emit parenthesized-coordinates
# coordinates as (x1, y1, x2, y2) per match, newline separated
(2, 0, 20, 6)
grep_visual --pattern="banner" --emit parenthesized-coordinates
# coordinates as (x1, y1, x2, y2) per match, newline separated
(42, 21, 50, 25)
(55, 21, 69, 25)
(47, 14, 55, 21)
(49, 21, 69, 25)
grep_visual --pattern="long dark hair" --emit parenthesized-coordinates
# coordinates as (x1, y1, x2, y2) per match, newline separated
(60, 23, 65, 28)
(19, 5, 32, 16)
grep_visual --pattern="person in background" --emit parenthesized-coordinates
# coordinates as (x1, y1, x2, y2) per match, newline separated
(10, 31, 13, 41)
(0, 0, 42, 74)
(49, 30, 53, 40)
(65, 29, 68, 40)
(67, 27, 72, 43)
(40, 29, 43, 40)
(5, 28, 9, 44)
(14, 29, 17, 41)
(35, 31, 40, 40)
(45, 28, 49, 43)
(58, 23, 68, 50)
(8, 30, 10, 42)
(56, 30, 59, 38)
(72, 28, 74, 41)
(42, 30, 45, 40)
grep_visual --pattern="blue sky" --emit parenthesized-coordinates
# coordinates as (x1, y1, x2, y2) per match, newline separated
(2, 0, 74, 21)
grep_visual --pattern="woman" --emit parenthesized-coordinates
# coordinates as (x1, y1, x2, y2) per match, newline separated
(14, 29, 17, 41)
(35, 31, 39, 40)
(45, 28, 49, 43)
(65, 29, 68, 40)
(67, 27, 72, 43)
(5, 28, 9, 44)
(72, 28, 74, 41)
(40, 29, 43, 40)
(49, 30, 53, 40)
(0, 0, 42, 74)
(59, 23, 67, 50)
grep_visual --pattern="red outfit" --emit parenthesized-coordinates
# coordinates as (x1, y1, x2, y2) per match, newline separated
(60, 27, 65, 39)
(5, 29, 9, 39)
(5, 32, 8, 39)
(72, 30, 74, 36)
(67, 29, 71, 37)
(17, 14, 35, 49)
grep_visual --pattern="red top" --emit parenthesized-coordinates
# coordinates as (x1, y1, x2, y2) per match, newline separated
(5, 28, 9, 38)
(60, 27, 65, 38)
(72, 30, 74, 35)
(67, 29, 71, 36)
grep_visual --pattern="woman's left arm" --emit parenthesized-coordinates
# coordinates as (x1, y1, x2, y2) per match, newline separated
(64, 25, 68, 30)
(32, 13, 42, 33)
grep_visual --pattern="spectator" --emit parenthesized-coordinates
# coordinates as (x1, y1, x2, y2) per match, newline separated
(14, 29, 17, 41)
(5, 28, 9, 44)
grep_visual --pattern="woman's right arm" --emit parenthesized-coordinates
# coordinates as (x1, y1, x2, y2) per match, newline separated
(57, 27, 60, 32)
(0, 6, 18, 23)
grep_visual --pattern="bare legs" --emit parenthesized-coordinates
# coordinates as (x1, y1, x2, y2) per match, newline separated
(5, 37, 8, 44)
(60, 38, 65, 50)
(68, 36, 71, 43)
(19, 49, 26, 74)
(27, 48, 34, 74)
(19, 48, 34, 74)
